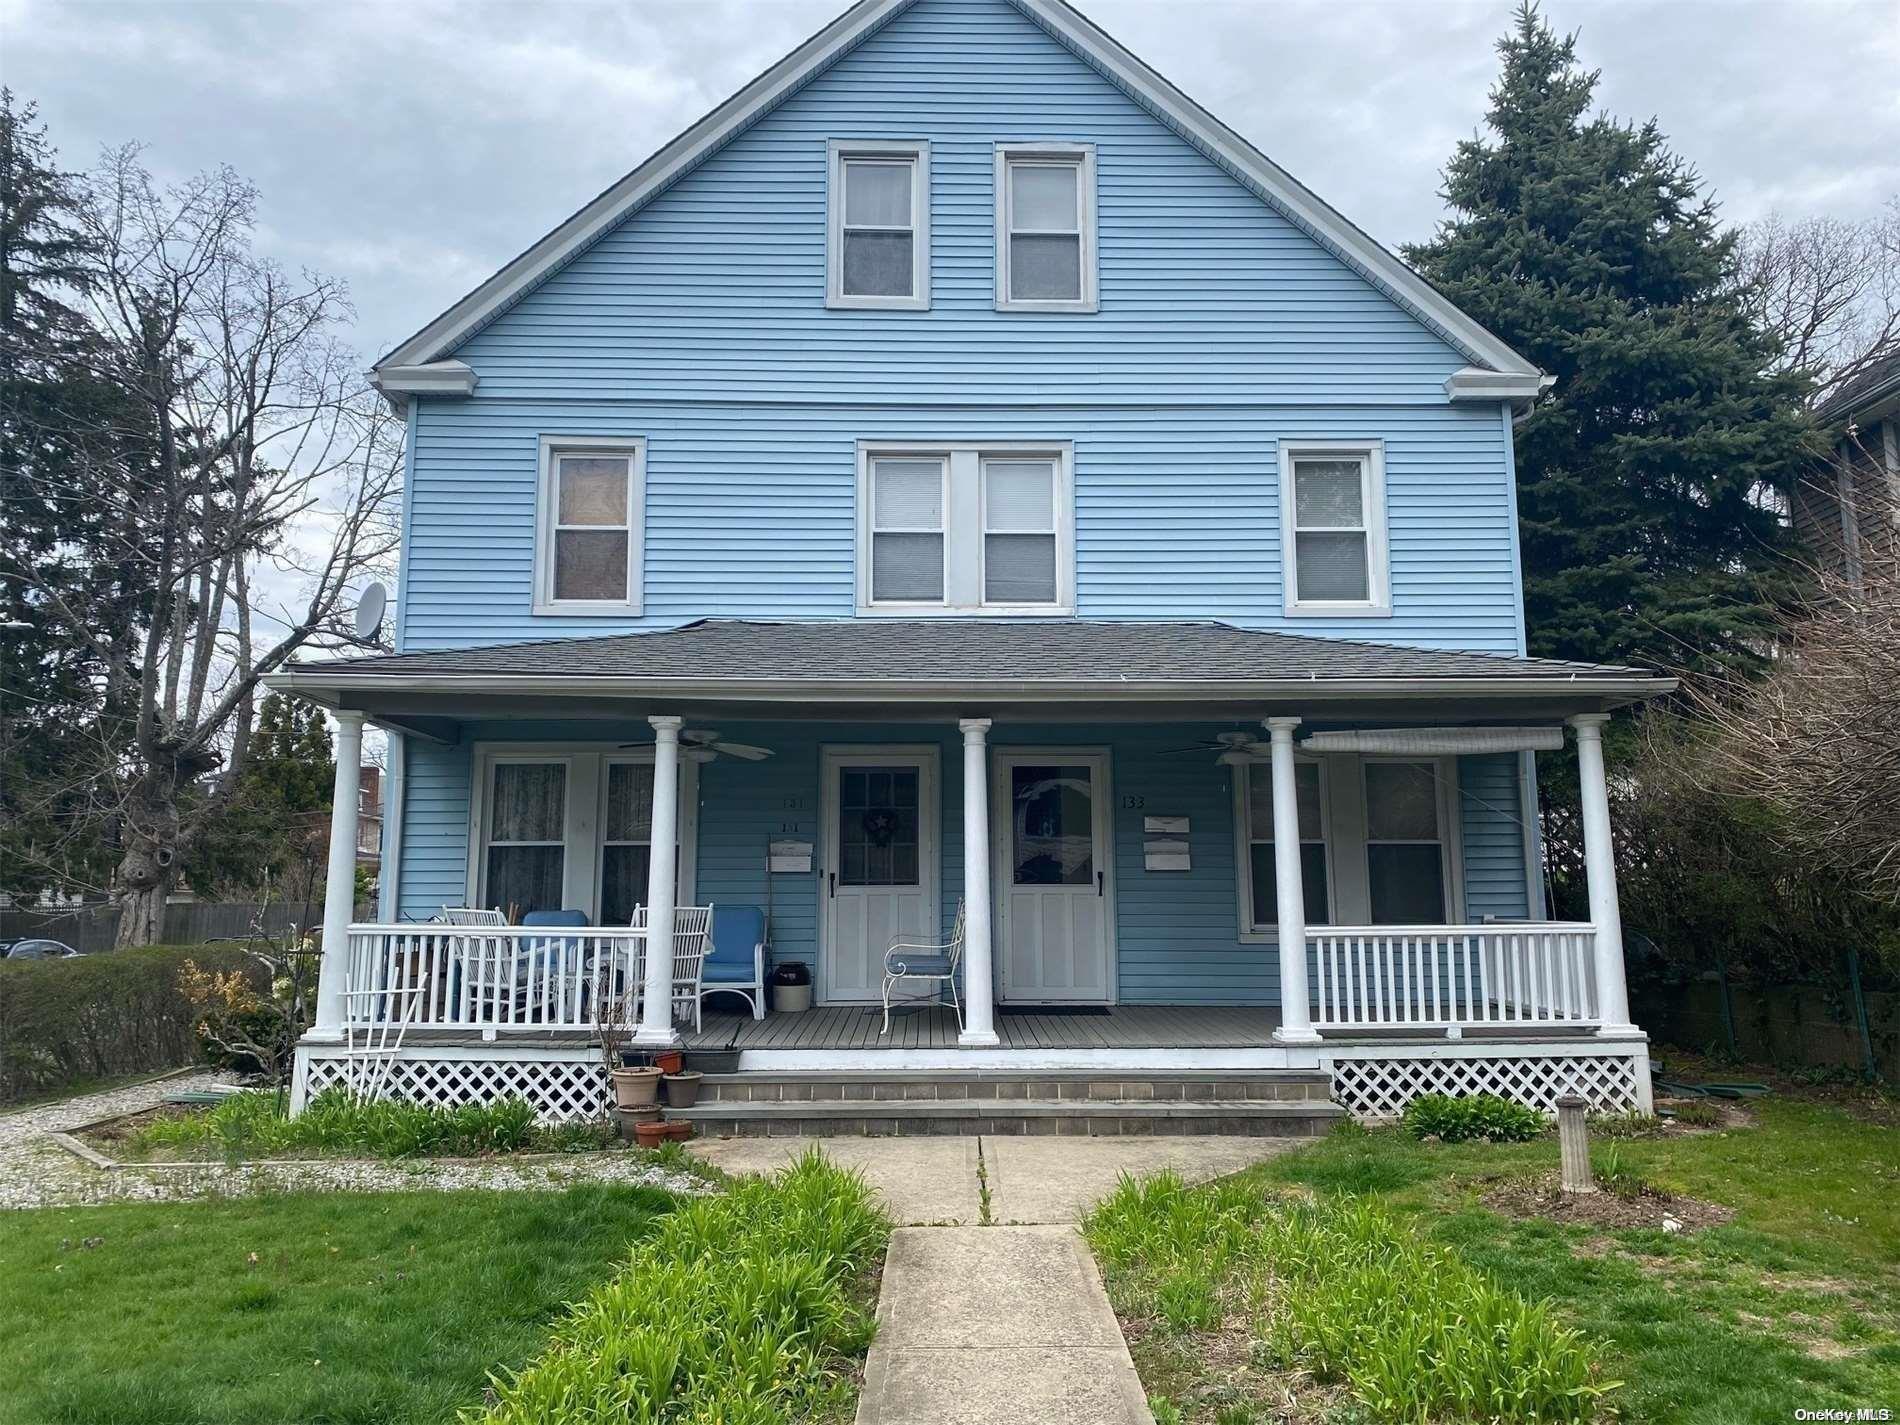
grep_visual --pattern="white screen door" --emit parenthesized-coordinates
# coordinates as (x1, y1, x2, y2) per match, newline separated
(820, 749, 939, 1003)
(993, 750, 1113, 1004)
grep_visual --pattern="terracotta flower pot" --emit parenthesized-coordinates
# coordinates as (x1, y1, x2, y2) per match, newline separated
(661, 1071, 703, 1108)
(662, 1119, 694, 1141)
(611, 1066, 663, 1109)
(633, 1119, 670, 1149)
(653, 1050, 685, 1075)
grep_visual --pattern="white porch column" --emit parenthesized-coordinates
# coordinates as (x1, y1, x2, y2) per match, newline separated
(633, 714, 684, 1047)
(310, 710, 365, 1042)
(1266, 716, 1320, 1044)
(1571, 714, 1636, 1035)
(957, 717, 999, 1046)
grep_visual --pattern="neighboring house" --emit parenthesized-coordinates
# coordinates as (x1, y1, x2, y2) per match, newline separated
(1793, 350, 1900, 587)
(356, 765, 384, 866)
(269, 0, 1672, 1124)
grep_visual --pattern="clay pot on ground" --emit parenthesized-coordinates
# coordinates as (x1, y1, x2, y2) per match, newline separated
(633, 1119, 669, 1149)
(611, 1066, 663, 1109)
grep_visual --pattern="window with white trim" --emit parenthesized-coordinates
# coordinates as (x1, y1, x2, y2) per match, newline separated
(828, 141, 929, 309)
(1364, 760, 1449, 923)
(1237, 760, 1331, 933)
(1280, 442, 1390, 616)
(859, 444, 1073, 614)
(534, 438, 644, 614)
(600, 760, 658, 926)
(995, 145, 1097, 311)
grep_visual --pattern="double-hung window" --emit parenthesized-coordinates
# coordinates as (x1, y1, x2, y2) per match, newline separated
(859, 443, 1072, 614)
(1364, 760, 1450, 924)
(828, 141, 929, 309)
(995, 145, 1097, 312)
(1237, 760, 1331, 934)
(1280, 441, 1390, 616)
(534, 438, 644, 615)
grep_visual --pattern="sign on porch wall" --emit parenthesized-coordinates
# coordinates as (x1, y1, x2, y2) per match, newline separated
(1143, 816, 1191, 871)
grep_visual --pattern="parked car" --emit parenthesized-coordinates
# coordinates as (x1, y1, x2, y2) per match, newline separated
(2, 938, 82, 960)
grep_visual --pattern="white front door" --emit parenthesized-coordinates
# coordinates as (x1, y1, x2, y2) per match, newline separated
(993, 750, 1114, 1004)
(820, 749, 939, 1004)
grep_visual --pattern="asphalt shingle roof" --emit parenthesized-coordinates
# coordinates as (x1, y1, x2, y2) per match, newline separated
(295, 619, 1658, 686)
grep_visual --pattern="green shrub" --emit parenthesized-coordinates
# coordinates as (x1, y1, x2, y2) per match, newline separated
(472, 1149, 888, 1424)
(0, 944, 265, 1102)
(1401, 1092, 1546, 1143)
(127, 1090, 586, 1161)
(1085, 1174, 1617, 1424)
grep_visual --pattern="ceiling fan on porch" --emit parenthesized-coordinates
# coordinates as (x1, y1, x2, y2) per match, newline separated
(1161, 730, 1271, 765)
(619, 729, 775, 763)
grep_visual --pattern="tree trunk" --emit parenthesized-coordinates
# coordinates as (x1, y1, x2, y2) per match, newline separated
(115, 879, 168, 947)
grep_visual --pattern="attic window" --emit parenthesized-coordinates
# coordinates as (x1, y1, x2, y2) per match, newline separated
(995, 145, 1097, 313)
(827, 141, 930, 310)
(534, 437, 645, 616)
(1280, 441, 1391, 617)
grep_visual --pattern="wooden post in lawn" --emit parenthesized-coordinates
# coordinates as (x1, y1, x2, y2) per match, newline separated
(1556, 1094, 1595, 1194)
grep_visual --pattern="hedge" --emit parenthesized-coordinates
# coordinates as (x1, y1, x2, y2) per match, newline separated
(0, 945, 267, 1103)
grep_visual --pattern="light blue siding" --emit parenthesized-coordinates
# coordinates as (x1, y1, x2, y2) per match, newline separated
(394, 726, 1534, 1006)
(1458, 753, 1533, 921)
(395, 0, 1525, 656)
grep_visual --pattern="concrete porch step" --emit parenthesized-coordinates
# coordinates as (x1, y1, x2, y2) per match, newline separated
(696, 1068, 1332, 1105)
(674, 1096, 1344, 1139)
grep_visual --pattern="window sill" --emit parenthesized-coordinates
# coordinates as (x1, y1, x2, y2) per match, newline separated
(855, 604, 1076, 619)
(531, 602, 644, 618)
(995, 299, 1099, 314)
(827, 294, 931, 312)
(1283, 602, 1394, 619)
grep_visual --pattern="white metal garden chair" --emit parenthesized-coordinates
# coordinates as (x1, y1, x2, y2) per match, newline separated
(881, 900, 965, 1035)
(339, 986, 422, 1104)
(606, 906, 714, 1031)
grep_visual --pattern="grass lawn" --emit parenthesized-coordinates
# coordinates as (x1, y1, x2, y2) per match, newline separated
(0, 1183, 675, 1425)
(1101, 1097, 1900, 1424)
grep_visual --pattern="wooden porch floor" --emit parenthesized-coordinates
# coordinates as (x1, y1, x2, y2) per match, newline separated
(681, 1003, 1284, 1051)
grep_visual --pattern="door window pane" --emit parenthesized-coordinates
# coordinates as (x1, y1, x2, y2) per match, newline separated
(485, 846, 564, 917)
(604, 762, 655, 841)
(838, 766, 921, 887)
(1011, 765, 1093, 886)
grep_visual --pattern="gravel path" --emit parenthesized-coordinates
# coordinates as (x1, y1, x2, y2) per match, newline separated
(0, 1072, 706, 1210)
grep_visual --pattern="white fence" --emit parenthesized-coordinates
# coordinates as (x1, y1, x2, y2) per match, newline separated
(1307, 923, 1600, 1034)
(344, 925, 648, 1033)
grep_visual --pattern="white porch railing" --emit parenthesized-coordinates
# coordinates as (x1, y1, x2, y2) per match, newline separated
(342, 925, 647, 1032)
(1307, 923, 1601, 1035)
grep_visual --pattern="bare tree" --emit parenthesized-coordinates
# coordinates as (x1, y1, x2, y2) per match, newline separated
(1689, 481, 1900, 903)
(12, 148, 398, 944)
(1733, 199, 1900, 407)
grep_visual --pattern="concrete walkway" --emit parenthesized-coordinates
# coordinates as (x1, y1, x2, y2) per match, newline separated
(688, 1134, 1304, 1424)
(857, 1225, 1153, 1425)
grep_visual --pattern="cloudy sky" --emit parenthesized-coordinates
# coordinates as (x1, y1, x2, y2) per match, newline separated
(7, 0, 1897, 370)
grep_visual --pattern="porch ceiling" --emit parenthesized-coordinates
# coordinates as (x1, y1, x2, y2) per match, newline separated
(265, 618, 1673, 730)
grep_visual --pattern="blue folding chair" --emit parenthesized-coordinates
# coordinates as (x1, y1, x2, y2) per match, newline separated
(699, 905, 768, 1022)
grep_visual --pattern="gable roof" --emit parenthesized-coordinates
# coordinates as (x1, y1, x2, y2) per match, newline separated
(374, 0, 1541, 387)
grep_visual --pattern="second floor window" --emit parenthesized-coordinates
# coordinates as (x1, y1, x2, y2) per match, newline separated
(828, 141, 930, 309)
(535, 437, 645, 615)
(996, 145, 1097, 312)
(1280, 441, 1391, 617)
(859, 443, 1074, 615)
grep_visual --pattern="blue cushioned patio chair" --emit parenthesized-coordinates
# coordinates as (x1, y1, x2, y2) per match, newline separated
(699, 904, 768, 1022)
(881, 900, 966, 1035)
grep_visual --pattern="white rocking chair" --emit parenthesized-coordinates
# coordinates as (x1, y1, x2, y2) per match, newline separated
(881, 901, 966, 1035)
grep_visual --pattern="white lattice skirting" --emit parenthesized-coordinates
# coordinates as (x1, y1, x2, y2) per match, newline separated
(296, 1048, 612, 1123)
(1325, 1046, 1648, 1118)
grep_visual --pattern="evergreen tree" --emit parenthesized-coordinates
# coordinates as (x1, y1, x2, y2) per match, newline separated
(185, 694, 336, 898)
(1405, 4, 1811, 671)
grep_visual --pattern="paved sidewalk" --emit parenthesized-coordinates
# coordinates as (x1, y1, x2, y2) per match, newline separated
(855, 1226, 1154, 1425)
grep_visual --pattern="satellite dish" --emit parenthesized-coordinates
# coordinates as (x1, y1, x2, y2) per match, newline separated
(352, 581, 388, 642)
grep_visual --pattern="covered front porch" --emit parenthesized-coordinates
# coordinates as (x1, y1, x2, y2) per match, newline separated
(273, 619, 1668, 1121)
